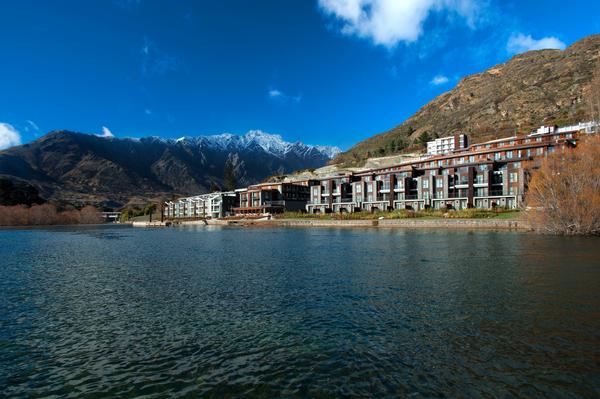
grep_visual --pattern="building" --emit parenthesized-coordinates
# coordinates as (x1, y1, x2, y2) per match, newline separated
(233, 181, 313, 215)
(307, 123, 592, 213)
(306, 174, 358, 214)
(427, 134, 469, 156)
(164, 191, 237, 220)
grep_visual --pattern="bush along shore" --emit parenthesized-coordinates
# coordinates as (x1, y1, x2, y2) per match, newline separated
(0, 204, 103, 226)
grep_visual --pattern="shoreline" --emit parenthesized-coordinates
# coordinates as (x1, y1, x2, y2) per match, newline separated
(173, 217, 531, 231)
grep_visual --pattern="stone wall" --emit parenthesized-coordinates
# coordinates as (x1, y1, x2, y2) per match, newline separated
(276, 218, 529, 230)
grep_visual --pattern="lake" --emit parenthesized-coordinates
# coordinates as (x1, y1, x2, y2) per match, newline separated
(0, 225, 598, 398)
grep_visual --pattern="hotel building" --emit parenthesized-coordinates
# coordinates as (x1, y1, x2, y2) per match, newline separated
(427, 134, 469, 156)
(164, 191, 237, 220)
(306, 123, 593, 213)
(233, 181, 314, 215)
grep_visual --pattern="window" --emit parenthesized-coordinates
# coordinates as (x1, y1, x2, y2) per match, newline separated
(494, 152, 501, 160)
(436, 178, 443, 188)
(367, 184, 373, 193)
(509, 173, 518, 183)
(355, 185, 361, 193)
(537, 148, 544, 155)
(423, 180, 429, 189)
(512, 162, 521, 169)
(469, 155, 475, 163)
(527, 149, 531, 157)
(507, 151, 513, 159)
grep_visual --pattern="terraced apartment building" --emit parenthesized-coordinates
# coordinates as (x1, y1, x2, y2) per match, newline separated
(232, 181, 314, 215)
(164, 191, 237, 219)
(306, 122, 596, 213)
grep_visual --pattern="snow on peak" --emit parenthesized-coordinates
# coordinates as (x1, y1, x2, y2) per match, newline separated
(176, 130, 340, 159)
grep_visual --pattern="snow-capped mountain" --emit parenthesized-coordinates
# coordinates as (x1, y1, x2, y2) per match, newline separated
(0, 130, 340, 207)
(174, 130, 341, 160)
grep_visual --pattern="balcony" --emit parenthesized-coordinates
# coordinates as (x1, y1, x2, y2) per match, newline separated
(333, 197, 355, 205)
(265, 200, 285, 206)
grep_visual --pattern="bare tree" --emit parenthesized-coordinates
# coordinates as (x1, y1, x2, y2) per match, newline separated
(524, 135, 600, 235)
(0, 204, 103, 226)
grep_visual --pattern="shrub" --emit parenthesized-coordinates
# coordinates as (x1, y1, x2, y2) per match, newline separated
(0, 204, 103, 226)
(524, 135, 600, 235)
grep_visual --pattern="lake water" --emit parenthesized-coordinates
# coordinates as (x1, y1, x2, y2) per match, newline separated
(0, 225, 599, 398)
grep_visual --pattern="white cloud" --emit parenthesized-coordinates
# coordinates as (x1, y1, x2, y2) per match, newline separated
(268, 88, 301, 103)
(269, 89, 283, 98)
(25, 120, 40, 131)
(507, 33, 566, 54)
(100, 126, 114, 138)
(318, 0, 481, 49)
(430, 74, 449, 85)
(0, 123, 22, 150)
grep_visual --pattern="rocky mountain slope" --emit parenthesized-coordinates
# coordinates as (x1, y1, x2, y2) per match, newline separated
(0, 130, 340, 208)
(335, 34, 600, 165)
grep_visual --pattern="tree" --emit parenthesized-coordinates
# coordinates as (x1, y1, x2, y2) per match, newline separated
(223, 161, 237, 191)
(417, 131, 431, 145)
(524, 135, 600, 235)
(80, 205, 103, 224)
(210, 180, 221, 193)
(143, 203, 156, 215)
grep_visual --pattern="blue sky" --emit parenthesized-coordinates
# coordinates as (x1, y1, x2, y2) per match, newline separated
(0, 0, 599, 150)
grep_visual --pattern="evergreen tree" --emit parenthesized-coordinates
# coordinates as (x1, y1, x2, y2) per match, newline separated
(210, 181, 221, 192)
(417, 131, 431, 145)
(223, 161, 237, 191)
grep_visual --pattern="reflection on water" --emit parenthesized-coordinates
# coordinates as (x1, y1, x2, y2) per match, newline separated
(0, 225, 598, 397)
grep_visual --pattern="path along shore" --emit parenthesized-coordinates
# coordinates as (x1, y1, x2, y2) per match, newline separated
(164, 217, 530, 231)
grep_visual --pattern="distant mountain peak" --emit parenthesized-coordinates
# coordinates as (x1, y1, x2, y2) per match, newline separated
(170, 130, 340, 160)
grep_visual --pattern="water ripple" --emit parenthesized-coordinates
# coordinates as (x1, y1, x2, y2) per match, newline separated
(0, 226, 599, 397)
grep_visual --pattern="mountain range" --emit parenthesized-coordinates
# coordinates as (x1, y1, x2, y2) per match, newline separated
(334, 34, 600, 165)
(0, 130, 340, 208)
(3, 33, 600, 208)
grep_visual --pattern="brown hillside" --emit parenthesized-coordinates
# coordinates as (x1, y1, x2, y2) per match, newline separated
(334, 34, 600, 165)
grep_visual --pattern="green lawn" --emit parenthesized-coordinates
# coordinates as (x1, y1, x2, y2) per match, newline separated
(281, 209, 521, 220)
